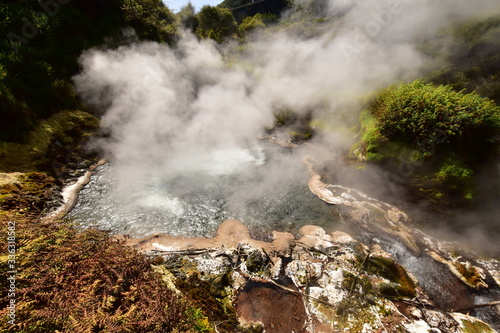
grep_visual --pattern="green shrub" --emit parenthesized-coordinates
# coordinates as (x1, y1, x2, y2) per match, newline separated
(354, 80, 500, 204)
(239, 13, 266, 36)
(370, 80, 500, 163)
(196, 6, 238, 42)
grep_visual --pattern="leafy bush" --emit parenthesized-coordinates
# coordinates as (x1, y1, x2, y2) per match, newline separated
(239, 13, 266, 36)
(370, 80, 500, 163)
(121, 0, 177, 43)
(196, 6, 238, 42)
(355, 80, 500, 204)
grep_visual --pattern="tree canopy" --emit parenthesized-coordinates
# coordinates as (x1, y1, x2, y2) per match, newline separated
(196, 5, 238, 42)
(0, 0, 176, 142)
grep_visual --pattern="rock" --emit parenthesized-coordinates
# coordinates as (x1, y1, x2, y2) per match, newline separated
(214, 219, 251, 245)
(451, 312, 497, 333)
(270, 230, 294, 257)
(366, 247, 417, 299)
(428, 251, 489, 289)
(297, 224, 333, 249)
(329, 231, 355, 244)
(124, 220, 499, 332)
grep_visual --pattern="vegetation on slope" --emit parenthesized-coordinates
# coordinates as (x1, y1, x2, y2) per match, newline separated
(0, 0, 176, 144)
(195, 5, 239, 42)
(353, 80, 500, 207)
(218, 0, 289, 23)
(0, 168, 194, 332)
(0, 0, 178, 177)
(423, 14, 500, 103)
(0, 212, 201, 332)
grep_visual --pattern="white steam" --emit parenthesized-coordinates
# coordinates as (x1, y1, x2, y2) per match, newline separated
(74, 0, 499, 238)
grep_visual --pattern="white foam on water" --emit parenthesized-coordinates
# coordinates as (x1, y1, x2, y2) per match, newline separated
(166, 147, 266, 176)
(135, 194, 186, 215)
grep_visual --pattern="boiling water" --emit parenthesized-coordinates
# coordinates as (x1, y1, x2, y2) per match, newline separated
(70, 146, 339, 238)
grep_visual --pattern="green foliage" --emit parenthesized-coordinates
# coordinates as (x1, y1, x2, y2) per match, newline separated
(239, 13, 266, 36)
(355, 80, 500, 204)
(352, 110, 384, 161)
(177, 2, 199, 33)
(423, 14, 500, 103)
(272, 9, 339, 38)
(0, 172, 58, 213)
(121, 0, 177, 43)
(0, 110, 99, 172)
(290, 0, 330, 17)
(187, 307, 213, 332)
(172, 271, 248, 333)
(196, 5, 238, 42)
(434, 157, 474, 183)
(370, 80, 500, 163)
(0, 0, 177, 143)
(218, 0, 289, 24)
(218, 0, 249, 9)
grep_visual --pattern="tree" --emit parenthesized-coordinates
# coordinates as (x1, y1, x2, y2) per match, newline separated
(121, 0, 177, 43)
(0, 0, 177, 142)
(177, 2, 199, 33)
(239, 13, 266, 36)
(196, 5, 238, 42)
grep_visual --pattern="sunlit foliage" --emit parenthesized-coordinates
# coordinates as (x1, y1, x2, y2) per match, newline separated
(196, 5, 238, 43)
(356, 80, 500, 204)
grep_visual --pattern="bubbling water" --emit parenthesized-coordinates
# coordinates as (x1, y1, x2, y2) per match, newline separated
(70, 146, 340, 238)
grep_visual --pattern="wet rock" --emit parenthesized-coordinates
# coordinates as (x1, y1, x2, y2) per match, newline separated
(126, 221, 499, 332)
(428, 251, 489, 289)
(236, 280, 307, 333)
(451, 312, 497, 333)
(304, 157, 500, 330)
(366, 247, 417, 299)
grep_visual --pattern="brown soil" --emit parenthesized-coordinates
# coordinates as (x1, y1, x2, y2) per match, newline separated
(236, 280, 307, 333)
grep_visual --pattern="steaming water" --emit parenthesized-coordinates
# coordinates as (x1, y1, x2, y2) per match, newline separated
(70, 146, 340, 238)
(70, 145, 500, 329)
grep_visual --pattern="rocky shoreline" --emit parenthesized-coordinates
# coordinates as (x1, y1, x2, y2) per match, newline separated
(116, 157, 500, 332)
(122, 219, 498, 332)
(37, 152, 500, 332)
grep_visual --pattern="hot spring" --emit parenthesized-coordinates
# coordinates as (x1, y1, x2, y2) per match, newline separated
(70, 144, 340, 238)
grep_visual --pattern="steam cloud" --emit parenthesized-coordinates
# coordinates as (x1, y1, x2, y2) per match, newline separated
(74, 0, 499, 249)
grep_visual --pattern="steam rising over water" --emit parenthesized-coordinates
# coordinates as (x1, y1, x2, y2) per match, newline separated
(72, 0, 500, 247)
(71, 146, 339, 238)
